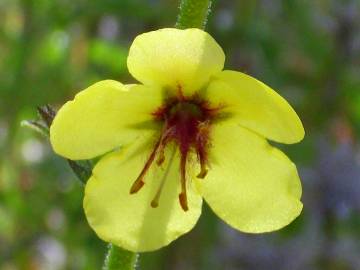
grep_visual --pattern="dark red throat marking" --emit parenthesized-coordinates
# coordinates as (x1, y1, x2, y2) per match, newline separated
(130, 93, 220, 211)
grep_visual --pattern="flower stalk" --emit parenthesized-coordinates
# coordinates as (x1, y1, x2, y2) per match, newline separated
(176, 0, 212, 29)
(103, 244, 138, 270)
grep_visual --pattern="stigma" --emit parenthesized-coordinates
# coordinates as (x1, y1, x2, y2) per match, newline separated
(129, 92, 220, 211)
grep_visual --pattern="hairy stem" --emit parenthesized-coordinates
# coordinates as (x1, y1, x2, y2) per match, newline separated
(103, 244, 138, 270)
(175, 0, 213, 29)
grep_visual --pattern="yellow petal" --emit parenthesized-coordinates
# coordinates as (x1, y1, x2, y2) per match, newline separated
(50, 81, 163, 160)
(197, 121, 302, 233)
(204, 70, 304, 143)
(127, 28, 225, 96)
(83, 135, 202, 252)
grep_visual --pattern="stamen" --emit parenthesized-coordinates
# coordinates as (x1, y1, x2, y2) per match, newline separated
(197, 158, 208, 179)
(196, 146, 208, 179)
(156, 136, 168, 166)
(179, 152, 189, 211)
(156, 128, 173, 166)
(139, 96, 218, 211)
(150, 183, 164, 208)
(156, 147, 165, 166)
(130, 138, 161, 194)
(179, 192, 188, 211)
(151, 146, 177, 208)
(150, 157, 168, 207)
(196, 121, 209, 179)
(129, 179, 145, 194)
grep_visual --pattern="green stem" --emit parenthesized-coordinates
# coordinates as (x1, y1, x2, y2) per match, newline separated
(103, 244, 138, 270)
(175, 0, 213, 29)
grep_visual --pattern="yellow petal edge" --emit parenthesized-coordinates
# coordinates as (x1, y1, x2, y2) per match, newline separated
(198, 121, 303, 233)
(204, 70, 305, 144)
(127, 28, 225, 96)
(50, 81, 163, 160)
(84, 137, 203, 252)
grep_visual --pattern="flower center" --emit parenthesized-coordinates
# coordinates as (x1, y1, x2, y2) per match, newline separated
(129, 94, 220, 211)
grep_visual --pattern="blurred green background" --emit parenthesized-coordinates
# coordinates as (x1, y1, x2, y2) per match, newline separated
(1, 0, 360, 269)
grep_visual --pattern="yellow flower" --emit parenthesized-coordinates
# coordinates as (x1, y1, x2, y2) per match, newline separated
(50, 28, 304, 252)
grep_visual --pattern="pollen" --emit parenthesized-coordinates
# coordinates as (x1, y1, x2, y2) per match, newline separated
(129, 93, 219, 211)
